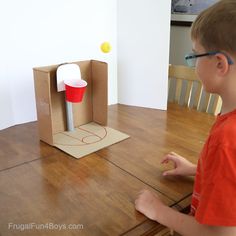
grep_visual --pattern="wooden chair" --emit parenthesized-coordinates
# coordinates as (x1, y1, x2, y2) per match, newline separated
(168, 65, 222, 115)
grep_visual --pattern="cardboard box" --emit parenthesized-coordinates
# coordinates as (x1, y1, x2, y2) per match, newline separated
(33, 60, 108, 146)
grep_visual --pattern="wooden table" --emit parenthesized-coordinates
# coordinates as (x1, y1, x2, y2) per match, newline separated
(0, 103, 215, 236)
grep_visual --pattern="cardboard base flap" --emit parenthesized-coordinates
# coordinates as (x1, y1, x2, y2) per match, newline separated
(53, 122, 129, 159)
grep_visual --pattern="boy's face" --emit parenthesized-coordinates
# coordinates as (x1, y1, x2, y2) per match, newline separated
(192, 40, 218, 93)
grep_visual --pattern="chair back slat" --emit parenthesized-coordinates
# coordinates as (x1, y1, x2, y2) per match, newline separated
(191, 81, 202, 109)
(198, 91, 211, 112)
(184, 80, 193, 106)
(178, 79, 187, 106)
(175, 78, 182, 103)
(168, 77, 176, 102)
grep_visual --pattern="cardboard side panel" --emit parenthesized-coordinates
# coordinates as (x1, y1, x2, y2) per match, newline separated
(91, 61, 108, 125)
(33, 70, 54, 145)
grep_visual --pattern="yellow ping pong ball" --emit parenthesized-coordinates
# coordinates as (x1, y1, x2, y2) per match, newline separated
(100, 42, 111, 53)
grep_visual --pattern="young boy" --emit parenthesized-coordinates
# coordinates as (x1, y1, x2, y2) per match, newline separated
(135, 1, 236, 235)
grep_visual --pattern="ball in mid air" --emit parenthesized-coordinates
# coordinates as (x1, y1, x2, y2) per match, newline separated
(100, 42, 111, 53)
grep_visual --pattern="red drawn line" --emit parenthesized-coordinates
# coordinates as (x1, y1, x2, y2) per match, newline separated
(54, 125, 108, 146)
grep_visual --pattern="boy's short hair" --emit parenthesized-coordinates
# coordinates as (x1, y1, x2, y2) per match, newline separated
(191, 0, 236, 55)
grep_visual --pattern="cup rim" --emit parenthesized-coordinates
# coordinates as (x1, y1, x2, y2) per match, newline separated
(64, 79, 87, 88)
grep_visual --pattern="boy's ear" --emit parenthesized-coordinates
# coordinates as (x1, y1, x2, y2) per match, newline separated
(215, 53, 229, 75)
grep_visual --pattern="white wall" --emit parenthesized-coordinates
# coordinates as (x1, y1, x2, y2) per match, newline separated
(117, 0, 171, 110)
(0, 0, 117, 130)
(1, 0, 172, 130)
(169, 26, 192, 65)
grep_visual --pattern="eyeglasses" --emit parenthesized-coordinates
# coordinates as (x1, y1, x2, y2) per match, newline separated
(185, 51, 234, 67)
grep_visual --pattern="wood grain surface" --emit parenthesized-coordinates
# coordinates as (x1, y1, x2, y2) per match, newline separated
(0, 103, 215, 236)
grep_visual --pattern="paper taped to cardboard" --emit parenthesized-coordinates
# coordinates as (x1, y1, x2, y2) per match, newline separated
(56, 63, 82, 92)
(53, 122, 129, 159)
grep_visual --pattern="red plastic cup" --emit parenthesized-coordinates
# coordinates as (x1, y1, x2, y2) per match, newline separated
(64, 79, 87, 103)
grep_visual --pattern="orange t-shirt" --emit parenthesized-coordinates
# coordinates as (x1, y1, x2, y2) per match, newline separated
(191, 109, 236, 226)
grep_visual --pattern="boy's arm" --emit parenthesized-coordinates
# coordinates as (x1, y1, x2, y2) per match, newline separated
(135, 189, 236, 236)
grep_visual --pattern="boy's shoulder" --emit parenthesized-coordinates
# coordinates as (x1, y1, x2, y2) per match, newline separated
(211, 110, 236, 145)
(220, 109, 236, 130)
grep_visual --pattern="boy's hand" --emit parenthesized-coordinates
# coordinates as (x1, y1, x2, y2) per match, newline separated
(135, 189, 165, 221)
(161, 152, 197, 176)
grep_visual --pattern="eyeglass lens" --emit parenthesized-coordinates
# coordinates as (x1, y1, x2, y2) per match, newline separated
(187, 57, 197, 67)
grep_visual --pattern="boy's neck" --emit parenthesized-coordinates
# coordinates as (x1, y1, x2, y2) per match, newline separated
(221, 102, 236, 115)
(220, 76, 236, 115)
